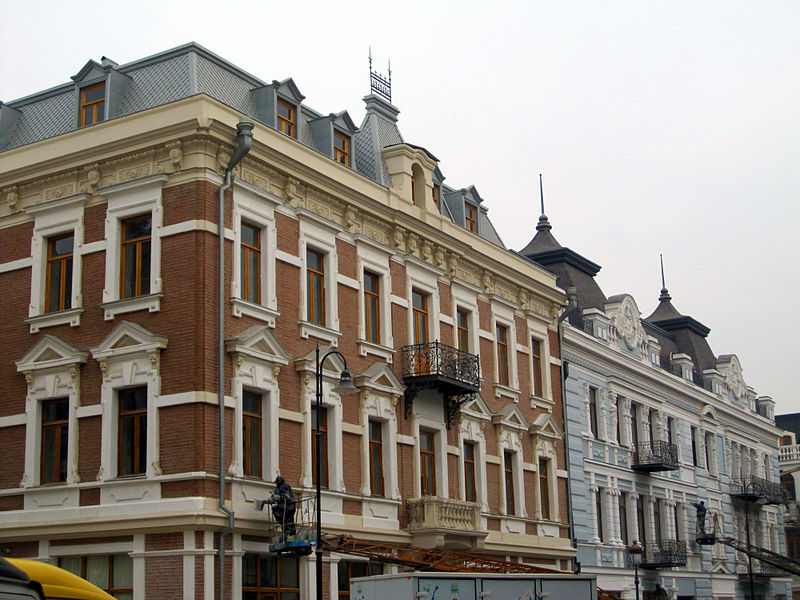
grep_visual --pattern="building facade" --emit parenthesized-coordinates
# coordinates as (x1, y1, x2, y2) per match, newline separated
(776, 414, 800, 599)
(0, 44, 574, 599)
(521, 214, 789, 600)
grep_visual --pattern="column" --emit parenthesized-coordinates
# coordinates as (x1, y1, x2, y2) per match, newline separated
(630, 493, 640, 544)
(608, 486, 621, 546)
(590, 484, 602, 544)
(609, 392, 619, 444)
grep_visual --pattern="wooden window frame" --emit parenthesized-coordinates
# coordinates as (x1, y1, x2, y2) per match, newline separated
(368, 420, 384, 497)
(432, 184, 440, 208)
(79, 82, 105, 127)
(277, 99, 296, 138)
(338, 561, 379, 598)
(420, 430, 436, 496)
(41, 398, 69, 484)
(240, 222, 261, 304)
(457, 309, 470, 353)
(242, 390, 262, 478)
(465, 203, 477, 232)
(412, 290, 429, 345)
(120, 215, 151, 299)
(463, 441, 477, 502)
(496, 324, 509, 386)
(538, 458, 550, 520)
(306, 249, 326, 326)
(60, 555, 133, 598)
(334, 130, 350, 166)
(504, 451, 516, 515)
(364, 271, 381, 344)
(118, 387, 147, 477)
(242, 554, 300, 598)
(45, 233, 74, 313)
(531, 338, 543, 397)
(311, 405, 329, 488)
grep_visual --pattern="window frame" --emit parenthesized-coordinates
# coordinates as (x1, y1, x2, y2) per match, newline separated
(45, 233, 75, 313)
(277, 98, 296, 138)
(355, 239, 394, 361)
(117, 386, 147, 477)
(40, 397, 69, 485)
(334, 130, 350, 166)
(419, 429, 437, 496)
(538, 458, 550, 520)
(464, 203, 477, 232)
(59, 554, 133, 598)
(504, 450, 516, 515)
(311, 404, 330, 489)
(363, 270, 381, 345)
(242, 390, 263, 478)
(588, 386, 599, 438)
(596, 487, 605, 543)
(412, 289, 430, 345)
(119, 214, 152, 300)
(530, 338, 543, 397)
(368, 420, 385, 497)
(457, 308, 471, 353)
(79, 82, 106, 127)
(240, 222, 261, 305)
(242, 554, 299, 598)
(298, 218, 340, 344)
(496, 324, 509, 386)
(463, 441, 477, 503)
(306, 248, 326, 326)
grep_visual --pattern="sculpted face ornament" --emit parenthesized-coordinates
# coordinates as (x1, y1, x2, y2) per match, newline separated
(727, 361, 745, 400)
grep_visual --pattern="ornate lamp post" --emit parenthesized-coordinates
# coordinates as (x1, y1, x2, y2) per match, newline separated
(627, 540, 643, 600)
(315, 345, 358, 600)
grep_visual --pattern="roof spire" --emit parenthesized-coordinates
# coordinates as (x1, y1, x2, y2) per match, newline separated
(536, 173, 552, 232)
(659, 253, 671, 302)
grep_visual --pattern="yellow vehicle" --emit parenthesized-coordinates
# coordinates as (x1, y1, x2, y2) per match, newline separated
(0, 557, 115, 600)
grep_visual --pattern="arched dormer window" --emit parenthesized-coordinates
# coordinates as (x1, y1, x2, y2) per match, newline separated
(411, 163, 425, 206)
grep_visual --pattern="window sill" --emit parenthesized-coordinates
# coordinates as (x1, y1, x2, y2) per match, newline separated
(100, 293, 163, 321)
(530, 394, 554, 411)
(299, 320, 341, 346)
(357, 339, 395, 363)
(26, 308, 83, 333)
(231, 298, 279, 327)
(493, 383, 520, 402)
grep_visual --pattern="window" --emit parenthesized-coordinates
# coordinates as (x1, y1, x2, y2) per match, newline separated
(240, 223, 261, 304)
(243, 391, 262, 478)
(364, 271, 381, 344)
(420, 430, 436, 496)
(334, 131, 350, 165)
(311, 405, 328, 488)
(45, 234, 74, 313)
(120, 215, 151, 299)
(648, 408, 657, 442)
(432, 184, 440, 207)
(307, 249, 325, 326)
(463, 442, 477, 502)
(588, 387, 599, 438)
(338, 561, 381, 598)
(242, 554, 299, 600)
(118, 387, 147, 477)
(531, 339, 543, 397)
(465, 204, 477, 232)
(80, 82, 105, 127)
(496, 325, 509, 386)
(538, 458, 550, 520)
(457, 309, 470, 352)
(705, 432, 713, 472)
(60, 555, 132, 600)
(596, 487, 605, 542)
(277, 99, 296, 138)
(615, 397, 622, 443)
(653, 499, 662, 543)
(368, 421, 384, 497)
(691, 426, 698, 466)
(41, 398, 68, 484)
(631, 404, 640, 449)
(412, 290, 429, 344)
(504, 451, 515, 515)
(619, 493, 629, 544)
(673, 503, 681, 541)
(667, 417, 675, 445)
(636, 495, 646, 543)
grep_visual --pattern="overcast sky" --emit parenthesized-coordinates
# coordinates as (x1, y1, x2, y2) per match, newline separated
(2, 0, 797, 415)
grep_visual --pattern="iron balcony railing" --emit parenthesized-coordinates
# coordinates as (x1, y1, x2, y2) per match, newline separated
(731, 475, 787, 505)
(401, 342, 480, 389)
(640, 539, 687, 568)
(632, 440, 679, 472)
(568, 312, 594, 335)
(736, 558, 785, 578)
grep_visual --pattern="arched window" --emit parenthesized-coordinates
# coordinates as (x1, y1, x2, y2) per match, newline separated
(411, 163, 425, 206)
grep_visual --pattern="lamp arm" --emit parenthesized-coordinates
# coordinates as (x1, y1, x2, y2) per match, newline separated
(319, 348, 348, 372)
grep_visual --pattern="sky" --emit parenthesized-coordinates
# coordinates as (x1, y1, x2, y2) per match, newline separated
(1, 0, 798, 414)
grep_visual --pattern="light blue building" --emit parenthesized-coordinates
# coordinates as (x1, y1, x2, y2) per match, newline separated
(521, 212, 789, 600)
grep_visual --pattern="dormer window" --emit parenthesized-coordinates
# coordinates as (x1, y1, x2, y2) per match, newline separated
(334, 131, 349, 165)
(277, 99, 296, 138)
(465, 203, 477, 232)
(80, 82, 105, 127)
(432, 184, 440, 207)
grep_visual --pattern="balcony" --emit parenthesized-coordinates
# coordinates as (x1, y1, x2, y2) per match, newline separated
(730, 475, 787, 505)
(736, 559, 785, 579)
(405, 496, 486, 550)
(402, 342, 480, 427)
(640, 539, 687, 569)
(631, 440, 679, 473)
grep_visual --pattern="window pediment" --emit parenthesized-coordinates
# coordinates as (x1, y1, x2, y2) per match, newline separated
(294, 345, 346, 381)
(226, 325, 290, 368)
(460, 393, 492, 422)
(354, 362, 404, 397)
(71, 60, 105, 85)
(492, 403, 530, 432)
(530, 412, 563, 441)
(16, 335, 88, 373)
(90, 321, 167, 360)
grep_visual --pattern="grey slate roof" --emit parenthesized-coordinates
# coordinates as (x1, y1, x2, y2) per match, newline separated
(1, 42, 508, 249)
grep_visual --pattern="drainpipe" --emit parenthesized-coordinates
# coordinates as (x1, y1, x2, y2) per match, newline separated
(218, 117, 254, 600)
(556, 285, 579, 571)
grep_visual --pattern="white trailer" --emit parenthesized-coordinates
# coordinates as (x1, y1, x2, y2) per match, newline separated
(350, 572, 597, 600)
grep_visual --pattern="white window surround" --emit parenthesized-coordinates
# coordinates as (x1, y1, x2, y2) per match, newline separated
(226, 325, 290, 480)
(16, 335, 88, 488)
(25, 193, 87, 333)
(413, 415, 448, 499)
(100, 174, 167, 321)
(495, 408, 528, 519)
(451, 281, 481, 357)
(231, 181, 280, 326)
(458, 395, 492, 510)
(297, 213, 341, 346)
(355, 236, 394, 362)
(491, 300, 520, 400)
(90, 321, 167, 481)
(531, 412, 563, 522)
(528, 319, 553, 405)
(405, 257, 442, 345)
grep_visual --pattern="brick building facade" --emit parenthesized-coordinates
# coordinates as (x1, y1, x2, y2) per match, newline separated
(0, 44, 574, 599)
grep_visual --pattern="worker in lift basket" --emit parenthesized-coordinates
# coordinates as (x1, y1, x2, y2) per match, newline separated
(269, 476, 297, 536)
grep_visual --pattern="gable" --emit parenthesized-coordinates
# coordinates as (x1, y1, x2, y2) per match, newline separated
(355, 362, 404, 396)
(531, 412, 564, 440)
(16, 335, 88, 373)
(492, 402, 530, 431)
(91, 321, 168, 360)
(226, 325, 290, 366)
(71, 60, 105, 85)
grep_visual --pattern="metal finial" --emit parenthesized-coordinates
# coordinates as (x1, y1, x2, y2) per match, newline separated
(539, 174, 545, 215)
(659, 254, 671, 302)
(536, 173, 551, 232)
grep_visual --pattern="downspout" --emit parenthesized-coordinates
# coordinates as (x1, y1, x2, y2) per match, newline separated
(556, 285, 579, 572)
(218, 117, 254, 600)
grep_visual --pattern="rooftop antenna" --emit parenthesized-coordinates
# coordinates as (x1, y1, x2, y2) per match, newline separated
(659, 253, 671, 302)
(369, 47, 392, 103)
(536, 173, 552, 232)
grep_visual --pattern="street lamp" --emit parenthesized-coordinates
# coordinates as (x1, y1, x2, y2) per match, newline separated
(627, 540, 643, 600)
(315, 345, 358, 600)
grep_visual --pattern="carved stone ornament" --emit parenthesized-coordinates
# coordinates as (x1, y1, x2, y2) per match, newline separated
(5, 187, 19, 211)
(344, 205, 359, 234)
(611, 297, 641, 351)
(446, 252, 458, 277)
(148, 351, 160, 372)
(98, 359, 109, 379)
(481, 270, 494, 294)
(434, 246, 445, 270)
(421, 240, 433, 261)
(166, 141, 183, 171)
(25, 373, 34, 391)
(284, 177, 301, 207)
(271, 364, 282, 380)
(84, 163, 101, 193)
(216, 147, 231, 174)
(406, 233, 419, 256)
(392, 225, 406, 252)
(726, 360, 746, 400)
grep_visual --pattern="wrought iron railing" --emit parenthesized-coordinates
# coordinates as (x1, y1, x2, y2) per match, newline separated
(633, 440, 679, 470)
(401, 342, 480, 388)
(659, 355, 683, 377)
(732, 475, 787, 504)
(736, 558, 785, 577)
(641, 539, 687, 568)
